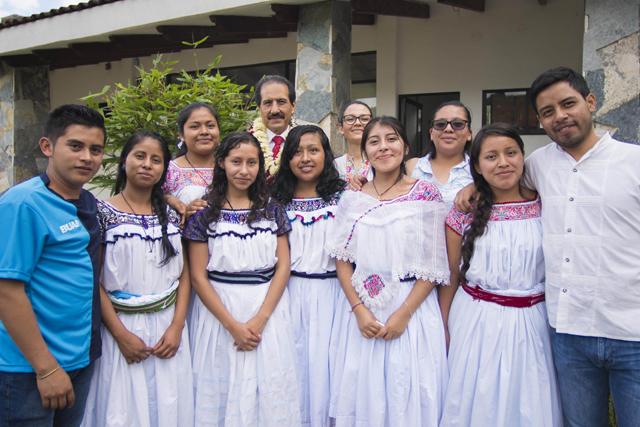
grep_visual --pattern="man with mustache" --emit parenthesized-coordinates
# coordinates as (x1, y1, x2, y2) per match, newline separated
(249, 75, 297, 179)
(456, 67, 640, 427)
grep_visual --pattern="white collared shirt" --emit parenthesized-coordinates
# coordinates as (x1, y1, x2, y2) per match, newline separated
(525, 132, 640, 341)
(411, 154, 473, 204)
(266, 127, 291, 150)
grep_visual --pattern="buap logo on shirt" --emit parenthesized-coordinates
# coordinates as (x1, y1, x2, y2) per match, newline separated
(59, 219, 81, 234)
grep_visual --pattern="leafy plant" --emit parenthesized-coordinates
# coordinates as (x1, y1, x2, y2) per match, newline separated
(82, 50, 255, 191)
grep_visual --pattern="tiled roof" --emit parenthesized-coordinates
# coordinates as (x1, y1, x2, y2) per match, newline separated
(0, 0, 124, 30)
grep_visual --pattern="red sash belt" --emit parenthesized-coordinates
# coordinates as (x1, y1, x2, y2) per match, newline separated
(462, 283, 545, 308)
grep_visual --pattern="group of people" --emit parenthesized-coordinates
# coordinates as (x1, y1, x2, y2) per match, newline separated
(0, 67, 638, 427)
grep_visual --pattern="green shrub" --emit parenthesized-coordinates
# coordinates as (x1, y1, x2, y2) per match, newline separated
(83, 53, 255, 191)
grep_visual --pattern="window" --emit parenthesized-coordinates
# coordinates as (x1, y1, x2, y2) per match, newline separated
(482, 89, 544, 135)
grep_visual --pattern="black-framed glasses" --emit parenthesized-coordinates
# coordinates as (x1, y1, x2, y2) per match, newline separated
(342, 114, 372, 125)
(432, 119, 468, 131)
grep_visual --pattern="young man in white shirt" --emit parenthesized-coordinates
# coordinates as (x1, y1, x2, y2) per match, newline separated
(525, 67, 640, 427)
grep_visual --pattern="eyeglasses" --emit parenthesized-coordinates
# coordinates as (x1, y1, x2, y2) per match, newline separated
(432, 119, 468, 131)
(342, 114, 372, 125)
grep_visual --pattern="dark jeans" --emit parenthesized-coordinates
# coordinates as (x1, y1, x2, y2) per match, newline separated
(0, 362, 94, 427)
(550, 329, 640, 427)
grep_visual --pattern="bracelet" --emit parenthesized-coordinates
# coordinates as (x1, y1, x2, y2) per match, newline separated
(402, 302, 414, 315)
(37, 366, 60, 380)
(350, 301, 364, 312)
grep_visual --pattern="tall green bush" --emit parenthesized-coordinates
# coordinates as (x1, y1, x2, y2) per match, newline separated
(82, 54, 255, 191)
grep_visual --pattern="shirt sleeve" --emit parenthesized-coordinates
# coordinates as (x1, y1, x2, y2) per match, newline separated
(523, 154, 538, 191)
(183, 209, 209, 242)
(445, 207, 472, 236)
(269, 201, 292, 236)
(0, 200, 48, 282)
(162, 162, 178, 195)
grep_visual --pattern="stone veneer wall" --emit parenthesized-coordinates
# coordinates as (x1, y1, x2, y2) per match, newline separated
(0, 62, 50, 190)
(583, 0, 639, 143)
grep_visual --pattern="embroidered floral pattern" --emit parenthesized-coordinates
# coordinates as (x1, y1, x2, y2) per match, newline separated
(363, 274, 385, 298)
(490, 199, 541, 221)
(162, 161, 213, 195)
(98, 200, 181, 231)
(286, 194, 340, 212)
(446, 198, 541, 236)
(345, 155, 371, 180)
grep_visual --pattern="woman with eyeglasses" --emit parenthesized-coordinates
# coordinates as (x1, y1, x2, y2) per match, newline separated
(406, 101, 473, 205)
(334, 100, 374, 181)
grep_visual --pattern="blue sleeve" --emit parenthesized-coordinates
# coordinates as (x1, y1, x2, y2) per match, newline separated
(0, 201, 48, 282)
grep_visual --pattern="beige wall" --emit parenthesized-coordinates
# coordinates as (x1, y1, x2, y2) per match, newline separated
(50, 0, 584, 154)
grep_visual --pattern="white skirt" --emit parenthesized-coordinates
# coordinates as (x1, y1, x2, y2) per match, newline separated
(329, 282, 448, 427)
(440, 287, 562, 427)
(81, 307, 194, 427)
(288, 275, 342, 427)
(191, 280, 301, 427)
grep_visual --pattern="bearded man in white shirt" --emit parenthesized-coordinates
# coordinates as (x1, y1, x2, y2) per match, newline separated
(457, 66, 640, 427)
(249, 75, 296, 180)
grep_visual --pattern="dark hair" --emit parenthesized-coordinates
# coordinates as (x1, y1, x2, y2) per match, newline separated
(175, 102, 220, 157)
(424, 100, 472, 159)
(337, 100, 373, 125)
(45, 104, 106, 144)
(114, 130, 177, 265)
(272, 125, 346, 204)
(529, 66, 590, 112)
(255, 75, 296, 105)
(203, 132, 269, 227)
(460, 123, 525, 280)
(360, 116, 410, 176)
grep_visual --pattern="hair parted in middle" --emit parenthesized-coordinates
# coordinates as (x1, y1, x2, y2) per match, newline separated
(114, 130, 177, 265)
(360, 116, 410, 177)
(202, 131, 270, 228)
(459, 122, 525, 281)
(271, 124, 346, 205)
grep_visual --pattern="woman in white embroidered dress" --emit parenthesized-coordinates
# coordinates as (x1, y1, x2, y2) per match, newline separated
(328, 116, 450, 427)
(440, 123, 561, 426)
(334, 100, 374, 181)
(406, 101, 473, 205)
(185, 132, 300, 426)
(272, 125, 346, 427)
(82, 131, 193, 427)
(163, 103, 220, 221)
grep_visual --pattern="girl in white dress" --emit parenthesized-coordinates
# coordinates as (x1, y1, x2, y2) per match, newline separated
(164, 102, 220, 220)
(439, 123, 562, 427)
(82, 131, 193, 427)
(328, 116, 450, 427)
(334, 100, 374, 181)
(271, 125, 346, 427)
(184, 132, 300, 426)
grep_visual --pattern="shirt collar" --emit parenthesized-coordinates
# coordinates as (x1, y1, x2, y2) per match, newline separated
(267, 126, 290, 142)
(554, 131, 612, 164)
(416, 153, 470, 175)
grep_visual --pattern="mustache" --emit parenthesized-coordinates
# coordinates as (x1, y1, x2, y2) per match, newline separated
(267, 112, 285, 119)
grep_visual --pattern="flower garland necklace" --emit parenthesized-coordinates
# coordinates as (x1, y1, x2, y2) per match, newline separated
(250, 116, 281, 177)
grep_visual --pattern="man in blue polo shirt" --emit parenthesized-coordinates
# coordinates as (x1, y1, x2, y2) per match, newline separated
(0, 104, 105, 426)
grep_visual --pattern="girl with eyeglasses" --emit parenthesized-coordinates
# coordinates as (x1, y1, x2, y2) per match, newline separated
(439, 123, 561, 426)
(328, 116, 449, 426)
(406, 101, 474, 205)
(334, 100, 374, 181)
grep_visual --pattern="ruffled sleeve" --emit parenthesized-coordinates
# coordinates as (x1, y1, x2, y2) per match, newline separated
(183, 209, 209, 242)
(445, 207, 472, 236)
(327, 190, 360, 263)
(266, 200, 291, 236)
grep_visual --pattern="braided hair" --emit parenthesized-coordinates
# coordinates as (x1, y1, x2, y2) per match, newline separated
(460, 123, 525, 280)
(114, 130, 177, 265)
